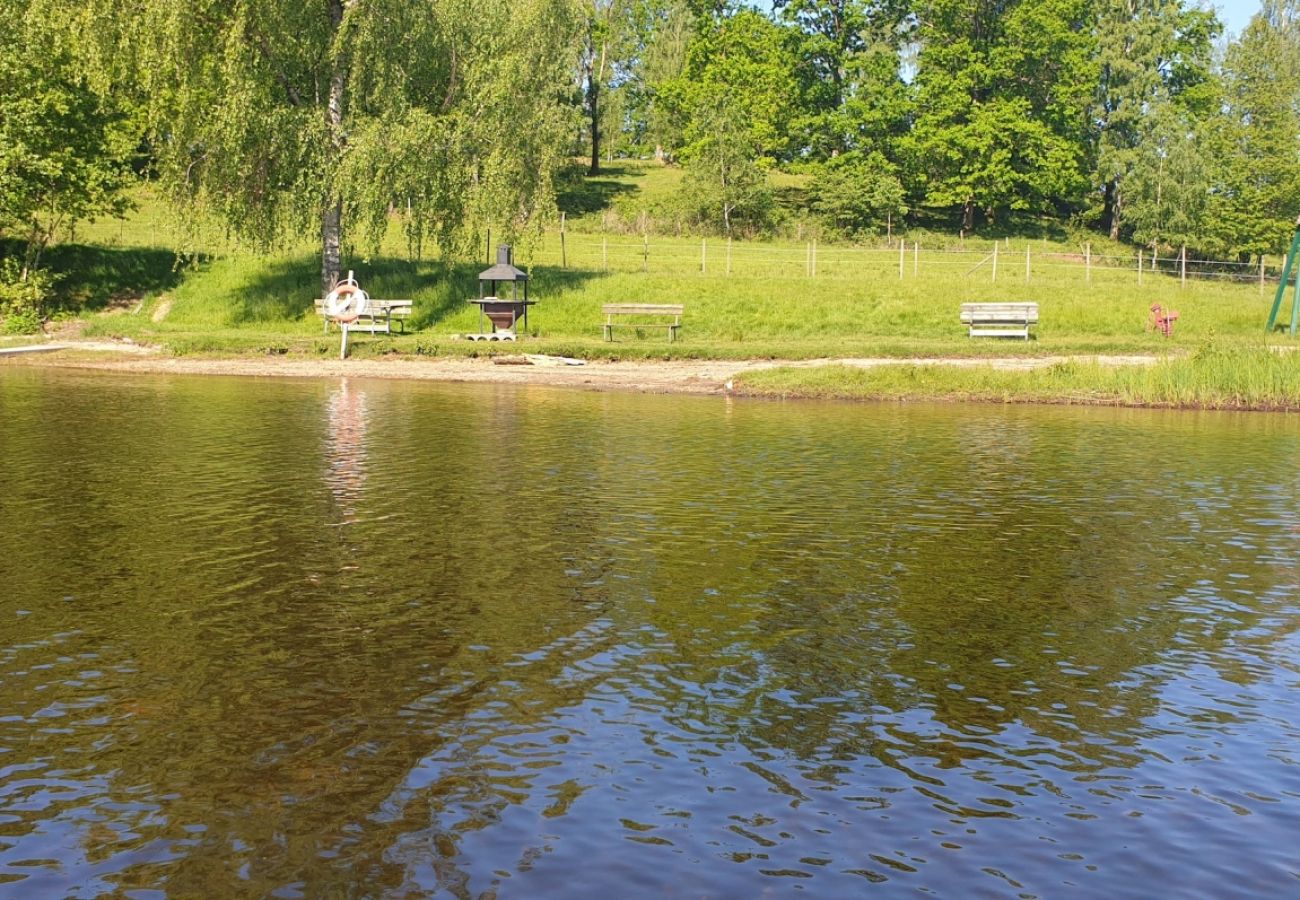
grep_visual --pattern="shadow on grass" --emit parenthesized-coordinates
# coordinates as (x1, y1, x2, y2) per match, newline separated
(234, 255, 601, 329)
(25, 242, 184, 312)
(556, 162, 641, 217)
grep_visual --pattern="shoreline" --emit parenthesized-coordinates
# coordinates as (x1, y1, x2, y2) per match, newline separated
(2, 343, 1165, 395)
(4, 342, 1296, 411)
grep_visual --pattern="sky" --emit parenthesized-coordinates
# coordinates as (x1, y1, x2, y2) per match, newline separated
(1216, 0, 1261, 36)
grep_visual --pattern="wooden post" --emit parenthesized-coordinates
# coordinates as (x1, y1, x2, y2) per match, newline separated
(560, 213, 567, 269)
(812, 239, 817, 277)
(913, 241, 919, 277)
(805, 241, 811, 277)
(1260, 254, 1266, 294)
(1085, 242, 1091, 284)
(603, 235, 608, 272)
(899, 239, 905, 279)
(643, 232, 648, 273)
(1180, 244, 1186, 288)
(991, 242, 998, 282)
(701, 237, 706, 275)
(887, 212, 892, 242)
(726, 237, 732, 277)
(1137, 251, 1143, 286)
(1025, 244, 1031, 283)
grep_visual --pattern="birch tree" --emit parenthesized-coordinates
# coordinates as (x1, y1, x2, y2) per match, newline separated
(63, 0, 581, 296)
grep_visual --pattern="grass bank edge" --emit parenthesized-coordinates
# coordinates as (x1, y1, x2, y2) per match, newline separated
(733, 350, 1300, 412)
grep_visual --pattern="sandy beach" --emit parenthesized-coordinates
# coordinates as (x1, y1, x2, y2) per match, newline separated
(0, 341, 1167, 395)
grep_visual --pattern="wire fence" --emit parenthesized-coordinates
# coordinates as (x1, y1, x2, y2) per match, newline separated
(525, 232, 1288, 294)
(70, 205, 1291, 295)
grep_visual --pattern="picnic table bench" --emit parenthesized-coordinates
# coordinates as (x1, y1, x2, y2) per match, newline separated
(314, 298, 414, 335)
(315, 297, 414, 359)
(602, 303, 684, 342)
(959, 302, 1038, 340)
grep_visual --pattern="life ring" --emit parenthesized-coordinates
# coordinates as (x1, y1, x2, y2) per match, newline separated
(326, 280, 369, 323)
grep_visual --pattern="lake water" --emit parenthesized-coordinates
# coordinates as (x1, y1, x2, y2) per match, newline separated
(1, 368, 1298, 897)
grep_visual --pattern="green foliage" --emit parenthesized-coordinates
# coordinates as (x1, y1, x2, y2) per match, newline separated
(907, 0, 1094, 230)
(64, 0, 582, 289)
(737, 349, 1300, 410)
(0, 260, 57, 333)
(0, 0, 132, 273)
(809, 152, 906, 236)
(659, 10, 801, 161)
(1124, 105, 1210, 252)
(673, 105, 774, 234)
(1204, 2, 1300, 257)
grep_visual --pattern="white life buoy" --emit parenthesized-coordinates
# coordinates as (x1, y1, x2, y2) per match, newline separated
(326, 279, 369, 323)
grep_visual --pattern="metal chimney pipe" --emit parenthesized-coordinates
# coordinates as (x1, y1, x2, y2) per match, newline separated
(497, 245, 512, 266)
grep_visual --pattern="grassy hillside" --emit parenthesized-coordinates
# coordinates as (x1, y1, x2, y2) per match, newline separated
(15, 163, 1295, 360)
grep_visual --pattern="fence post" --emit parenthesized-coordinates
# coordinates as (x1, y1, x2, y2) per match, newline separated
(1260, 254, 1266, 294)
(603, 235, 608, 273)
(805, 242, 811, 277)
(1180, 244, 1186, 288)
(1085, 242, 1091, 284)
(992, 243, 998, 282)
(1025, 244, 1031, 283)
(899, 239, 905, 279)
(726, 237, 732, 277)
(1137, 250, 1143, 285)
(701, 237, 706, 275)
(812, 239, 817, 277)
(643, 232, 648, 273)
(560, 213, 567, 269)
(914, 241, 919, 277)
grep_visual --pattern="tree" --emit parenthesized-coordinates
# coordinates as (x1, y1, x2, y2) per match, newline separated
(808, 151, 907, 234)
(1124, 104, 1210, 252)
(775, 0, 913, 160)
(907, 0, 1094, 232)
(675, 101, 773, 233)
(580, 1, 638, 174)
(67, 0, 582, 296)
(1091, 0, 1219, 240)
(1205, 1, 1300, 258)
(0, 0, 131, 279)
(658, 9, 802, 163)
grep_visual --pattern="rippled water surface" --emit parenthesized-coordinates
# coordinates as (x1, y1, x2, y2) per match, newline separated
(2, 368, 1299, 897)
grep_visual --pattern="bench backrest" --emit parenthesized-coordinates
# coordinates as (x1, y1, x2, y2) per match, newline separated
(314, 299, 413, 315)
(603, 304, 684, 316)
(959, 302, 1038, 324)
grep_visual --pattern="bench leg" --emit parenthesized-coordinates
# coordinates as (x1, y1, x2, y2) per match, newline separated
(603, 324, 612, 342)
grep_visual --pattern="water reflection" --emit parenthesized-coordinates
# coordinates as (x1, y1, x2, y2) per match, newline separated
(0, 370, 1298, 897)
(324, 378, 369, 522)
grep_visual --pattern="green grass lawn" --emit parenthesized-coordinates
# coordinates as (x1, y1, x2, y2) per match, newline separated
(734, 346, 1300, 410)
(15, 167, 1295, 365)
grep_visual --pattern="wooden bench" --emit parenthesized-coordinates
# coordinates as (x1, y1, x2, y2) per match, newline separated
(602, 304, 683, 342)
(960, 302, 1038, 340)
(314, 298, 414, 335)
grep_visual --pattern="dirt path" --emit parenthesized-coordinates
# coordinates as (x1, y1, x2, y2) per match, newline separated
(2, 341, 1163, 395)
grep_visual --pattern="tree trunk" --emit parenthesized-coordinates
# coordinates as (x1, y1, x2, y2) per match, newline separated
(322, 200, 342, 297)
(321, 0, 350, 296)
(961, 199, 975, 237)
(1101, 179, 1116, 237)
(1109, 185, 1123, 241)
(587, 69, 600, 176)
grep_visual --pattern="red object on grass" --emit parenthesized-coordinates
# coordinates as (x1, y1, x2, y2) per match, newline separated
(1149, 304, 1180, 337)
